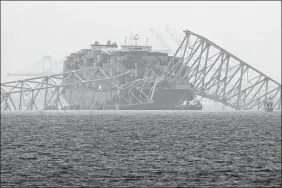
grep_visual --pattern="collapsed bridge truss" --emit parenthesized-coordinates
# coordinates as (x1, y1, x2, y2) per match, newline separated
(1, 68, 156, 110)
(158, 30, 281, 110)
(1, 30, 281, 111)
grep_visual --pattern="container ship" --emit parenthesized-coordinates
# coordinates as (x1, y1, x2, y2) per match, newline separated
(62, 35, 202, 110)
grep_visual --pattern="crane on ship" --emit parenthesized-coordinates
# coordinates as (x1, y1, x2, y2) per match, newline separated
(148, 27, 172, 53)
(165, 26, 182, 45)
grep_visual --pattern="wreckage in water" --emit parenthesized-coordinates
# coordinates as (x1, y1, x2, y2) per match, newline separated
(62, 34, 202, 110)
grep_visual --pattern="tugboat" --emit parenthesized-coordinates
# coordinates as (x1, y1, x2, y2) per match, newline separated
(175, 97, 203, 110)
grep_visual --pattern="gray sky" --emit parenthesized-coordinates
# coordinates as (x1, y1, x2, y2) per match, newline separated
(1, 1, 281, 82)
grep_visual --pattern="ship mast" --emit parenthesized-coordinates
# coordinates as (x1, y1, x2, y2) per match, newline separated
(130, 34, 140, 46)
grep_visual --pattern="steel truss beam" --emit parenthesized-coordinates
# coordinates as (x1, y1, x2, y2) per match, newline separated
(157, 30, 281, 110)
(1, 68, 133, 110)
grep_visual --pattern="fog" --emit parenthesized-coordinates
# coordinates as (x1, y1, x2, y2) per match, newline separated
(1, 1, 281, 82)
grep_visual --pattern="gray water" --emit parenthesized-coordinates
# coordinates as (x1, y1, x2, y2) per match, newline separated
(1, 111, 281, 187)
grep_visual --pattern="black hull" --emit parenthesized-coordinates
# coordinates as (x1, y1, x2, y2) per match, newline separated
(62, 86, 202, 111)
(120, 88, 202, 110)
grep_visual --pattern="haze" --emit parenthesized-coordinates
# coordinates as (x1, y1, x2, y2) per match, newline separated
(1, 1, 281, 82)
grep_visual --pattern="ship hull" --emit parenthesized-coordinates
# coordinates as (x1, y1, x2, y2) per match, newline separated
(63, 87, 201, 110)
(63, 89, 117, 110)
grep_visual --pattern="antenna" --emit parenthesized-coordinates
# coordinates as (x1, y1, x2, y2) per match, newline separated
(146, 37, 148, 45)
(130, 34, 140, 46)
(125, 37, 127, 45)
(133, 34, 140, 45)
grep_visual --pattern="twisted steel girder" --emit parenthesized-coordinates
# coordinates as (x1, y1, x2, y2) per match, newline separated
(1, 68, 130, 110)
(158, 30, 281, 110)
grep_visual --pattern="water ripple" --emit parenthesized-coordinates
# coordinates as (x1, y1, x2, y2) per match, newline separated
(1, 111, 281, 187)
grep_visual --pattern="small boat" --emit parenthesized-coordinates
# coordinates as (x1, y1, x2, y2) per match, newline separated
(175, 98, 203, 110)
